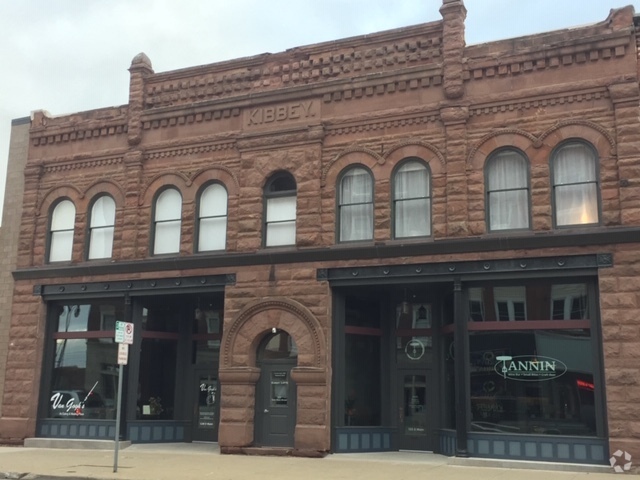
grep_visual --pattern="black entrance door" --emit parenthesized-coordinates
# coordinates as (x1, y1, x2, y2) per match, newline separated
(192, 368, 219, 442)
(255, 362, 296, 447)
(397, 370, 433, 451)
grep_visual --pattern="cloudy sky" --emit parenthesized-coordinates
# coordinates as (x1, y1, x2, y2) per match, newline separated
(1, 0, 638, 221)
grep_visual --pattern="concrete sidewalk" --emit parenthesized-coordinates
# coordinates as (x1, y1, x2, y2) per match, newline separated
(0, 443, 620, 480)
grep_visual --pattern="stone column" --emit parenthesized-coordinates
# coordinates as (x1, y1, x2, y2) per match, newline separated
(218, 367, 261, 450)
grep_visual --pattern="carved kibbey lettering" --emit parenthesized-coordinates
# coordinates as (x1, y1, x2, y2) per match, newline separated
(247, 101, 316, 126)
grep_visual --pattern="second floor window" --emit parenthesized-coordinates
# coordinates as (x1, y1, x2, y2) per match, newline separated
(153, 188, 182, 255)
(552, 141, 599, 227)
(338, 167, 373, 242)
(49, 199, 75, 262)
(88, 195, 116, 260)
(197, 183, 227, 252)
(393, 160, 431, 238)
(486, 149, 530, 231)
(264, 173, 296, 247)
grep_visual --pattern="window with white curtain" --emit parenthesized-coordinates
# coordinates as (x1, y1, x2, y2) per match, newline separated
(49, 199, 76, 262)
(264, 173, 296, 247)
(88, 195, 116, 260)
(197, 183, 227, 252)
(153, 188, 182, 255)
(486, 149, 530, 231)
(552, 142, 599, 227)
(339, 167, 373, 242)
(393, 159, 431, 238)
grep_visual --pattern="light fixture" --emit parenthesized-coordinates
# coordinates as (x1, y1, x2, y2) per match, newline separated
(272, 327, 277, 334)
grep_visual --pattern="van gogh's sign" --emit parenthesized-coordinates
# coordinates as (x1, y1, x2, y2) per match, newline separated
(494, 355, 567, 381)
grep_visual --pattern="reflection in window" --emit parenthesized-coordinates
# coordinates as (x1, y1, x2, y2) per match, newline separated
(469, 330, 596, 436)
(393, 160, 431, 238)
(88, 195, 116, 259)
(153, 188, 182, 255)
(486, 150, 530, 231)
(197, 183, 227, 252)
(49, 200, 75, 262)
(552, 142, 599, 227)
(494, 287, 526, 321)
(551, 284, 588, 320)
(468, 284, 590, 322)
(339, 167, 373, 242)
(264, 173, 297, 247)
(258, 331, 297, 360)
(48, 300, 124, 420)
(49, 339, 117, 419)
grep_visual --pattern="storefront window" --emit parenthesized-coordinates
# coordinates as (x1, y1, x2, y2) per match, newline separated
(137, 299, 179, 420)
(48, 301, 123, 419)
(344, 295, 381, 426)
(468, 283, 590, 322)
(469, 329, 596, 436)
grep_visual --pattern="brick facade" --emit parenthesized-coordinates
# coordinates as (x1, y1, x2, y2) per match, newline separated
(0, 0, 639, 465)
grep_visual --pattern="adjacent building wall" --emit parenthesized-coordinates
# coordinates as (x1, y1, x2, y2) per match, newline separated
(0, 117, 30, 417)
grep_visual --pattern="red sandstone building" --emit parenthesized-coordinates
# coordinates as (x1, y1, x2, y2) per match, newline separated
(1, 0, 639, 466)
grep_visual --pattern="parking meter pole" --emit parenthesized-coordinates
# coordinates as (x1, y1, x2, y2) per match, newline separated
(113, 364, 124, 472)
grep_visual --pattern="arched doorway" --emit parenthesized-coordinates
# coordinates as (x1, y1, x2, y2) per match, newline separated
(254, 330, 297, 447)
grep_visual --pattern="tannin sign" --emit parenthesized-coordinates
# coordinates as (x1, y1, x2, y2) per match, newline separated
(494, 355, 567, 381)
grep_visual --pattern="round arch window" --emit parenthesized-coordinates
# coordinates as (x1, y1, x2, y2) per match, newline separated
(257, 331, 298, 361)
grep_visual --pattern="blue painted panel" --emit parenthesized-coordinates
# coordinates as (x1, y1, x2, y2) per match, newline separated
(362, 434, 370, 450)
(574, 444, 587, 460)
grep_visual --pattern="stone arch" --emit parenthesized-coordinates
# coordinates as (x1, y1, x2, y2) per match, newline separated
(538, 119, 615, 158)
(139, 172, 190, 206)
(37, 185, 83, 216)
(384, 140, 445, 174)
(81, 179, 126, 211)
(222, 298, 325, 369)
(468, 129, 538, 170)
(190, 165, 240, 199)
(322, 146, 383, 187)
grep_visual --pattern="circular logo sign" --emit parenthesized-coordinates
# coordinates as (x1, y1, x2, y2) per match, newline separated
(405, 339, 425, 361)
(494, 355, 567, 382)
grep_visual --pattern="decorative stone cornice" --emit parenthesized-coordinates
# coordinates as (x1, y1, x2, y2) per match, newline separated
(236, 125, 324, 152)
(607, 81, 640, 105)
(42, 156, 123, 174)
(465, 31, 631, 84)
(31, 122, 127, 147)
(145, 142, 236, 160)
(468, 88, 610, 118)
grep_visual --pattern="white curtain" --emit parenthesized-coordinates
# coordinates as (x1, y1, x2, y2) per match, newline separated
(88, 196, 116, 259)
(49, 200, 75, 262)
(198, 184, 228, 251)
(154, 189, 182, 255)
(487, 151, 529, 230)
(394, 161, 430, 237)
(340, 168, 373, 241)
(266, 195, 296, 246)
(553, 143, 598, 226)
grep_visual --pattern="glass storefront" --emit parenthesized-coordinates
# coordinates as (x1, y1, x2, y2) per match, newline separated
(42, 290, 224, 443)
(49, 301, 123, 420)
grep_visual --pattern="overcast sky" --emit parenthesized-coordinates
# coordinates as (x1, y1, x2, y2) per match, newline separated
(1, 0, 638, 223)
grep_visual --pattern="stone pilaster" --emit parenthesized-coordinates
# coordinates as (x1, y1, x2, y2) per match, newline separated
(440, 0, 466, 100)
(608, 81, 640, 226)
(127, 53, 153, 147)
(440, 105, 469, 236)
(122, 150, 144, 260)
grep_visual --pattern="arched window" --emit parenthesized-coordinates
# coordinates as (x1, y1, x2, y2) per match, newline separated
(49, 199, 75, 262)
(88, 195, 116, 259)
(264, 172, 296, 247)
(197, 183, 227, 252)
(393, 159, 431, 238)
(485, 149, 530, 231)
(153, 188, 182, 255)
(551, 141, 600, 227)
(338, 167, 373, 242)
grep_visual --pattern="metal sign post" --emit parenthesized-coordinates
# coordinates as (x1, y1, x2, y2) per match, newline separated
(113, 321, 133, 473)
